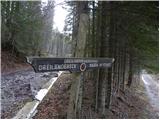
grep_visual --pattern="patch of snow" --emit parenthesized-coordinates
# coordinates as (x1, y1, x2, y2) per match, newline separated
(141, 74, 159, 111)
(35, 89, 48, 101)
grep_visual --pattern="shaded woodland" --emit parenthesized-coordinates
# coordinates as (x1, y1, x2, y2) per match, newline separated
(64, 1, 158, 118)
(1, 1, 159, 119)
(1, 1, 71, 57)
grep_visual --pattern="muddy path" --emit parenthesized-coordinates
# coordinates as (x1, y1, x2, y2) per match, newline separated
(1, 68, 58, 119)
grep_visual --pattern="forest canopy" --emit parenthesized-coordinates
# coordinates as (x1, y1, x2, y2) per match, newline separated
(1, 1, 159, 119)
(1, 1, 158, 73)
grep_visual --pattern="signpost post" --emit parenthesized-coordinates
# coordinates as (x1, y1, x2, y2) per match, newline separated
(26, 57, 115, 73)
(26, 57, 114, 118)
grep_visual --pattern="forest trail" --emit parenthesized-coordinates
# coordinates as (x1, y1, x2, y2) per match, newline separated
(1, 68, 58, 119)
(1, 1, 158, 119)
(33, 73, 159, 119)
(141, 74, 159, 115)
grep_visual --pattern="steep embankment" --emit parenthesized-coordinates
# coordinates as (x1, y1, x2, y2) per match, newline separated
(33, 73, 159, 119)
(1, 51, 31, 74)
(1, 51, 59, 119)
(2, 51, 158, 119)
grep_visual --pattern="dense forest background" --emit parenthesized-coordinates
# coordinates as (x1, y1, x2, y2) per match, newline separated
(1, 1, 71, 57)
(1, 0, 159, 119)
(1, 1, 158, 72)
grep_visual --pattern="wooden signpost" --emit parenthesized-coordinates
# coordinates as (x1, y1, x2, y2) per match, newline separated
(26, 57, 115, 73)
(26, 57, 114, 118)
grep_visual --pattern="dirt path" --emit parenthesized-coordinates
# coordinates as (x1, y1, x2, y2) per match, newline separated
(1, 69, 58, 119)
(141, 74, 159, 116)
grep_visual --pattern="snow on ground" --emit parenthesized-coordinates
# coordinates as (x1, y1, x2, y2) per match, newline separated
(141, 74, 159, 115)
(1, 69, 58, 118)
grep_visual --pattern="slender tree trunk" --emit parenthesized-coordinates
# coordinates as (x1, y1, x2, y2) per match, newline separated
(127, 51, 133, 87)
(95, 1, 102, 111)
(105, 1, 115, 109)
(97, 1, 109, 116)
(121, 47, 126, 91)
(67, 2, 89, 118)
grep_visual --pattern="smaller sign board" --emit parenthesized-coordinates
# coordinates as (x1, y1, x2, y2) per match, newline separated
(26, 57, 114, 73)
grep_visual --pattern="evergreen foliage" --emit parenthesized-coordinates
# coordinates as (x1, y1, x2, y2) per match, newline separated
(65, 1, 158, 118)
(1, 1, 54, 56)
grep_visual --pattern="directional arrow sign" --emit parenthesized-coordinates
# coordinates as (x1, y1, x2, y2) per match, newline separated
(26, 57, 114, 73)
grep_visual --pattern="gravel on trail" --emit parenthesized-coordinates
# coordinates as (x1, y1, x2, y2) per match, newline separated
(1, 68, 58, 119)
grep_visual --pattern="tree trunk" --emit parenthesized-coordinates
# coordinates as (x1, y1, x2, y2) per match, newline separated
(95, 1, 102, 111)
(121, 47, 126, 91)
(67, 2, 89, 118)
(97, 1, 109, 116)
(105, 1, 115, 109)
(127, 51, 133, 87)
